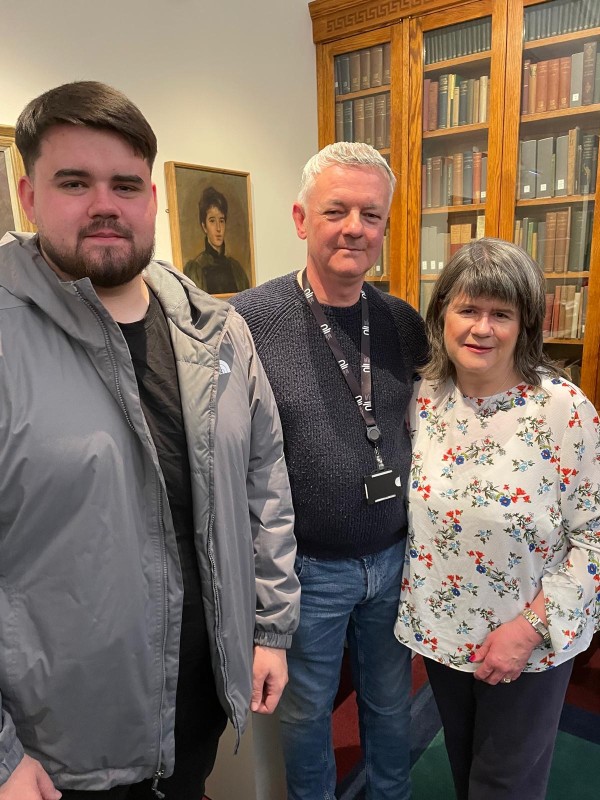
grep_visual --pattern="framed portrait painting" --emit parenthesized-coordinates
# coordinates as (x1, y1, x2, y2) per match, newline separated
(0, 125, 35, 239)
(165, 161, 255, 297)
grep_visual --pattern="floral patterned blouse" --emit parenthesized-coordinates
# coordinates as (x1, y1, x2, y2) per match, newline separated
(395, 375, 600, 672)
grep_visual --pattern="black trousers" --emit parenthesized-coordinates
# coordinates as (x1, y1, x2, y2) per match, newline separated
(425, 657, 573, 800)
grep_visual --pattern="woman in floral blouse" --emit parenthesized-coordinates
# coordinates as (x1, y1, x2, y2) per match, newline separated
(395, 238, 600, 800)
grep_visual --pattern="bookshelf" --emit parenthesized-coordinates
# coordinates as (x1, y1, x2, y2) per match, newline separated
(309, 0, 600, 407)
(502, 0, 600, 390)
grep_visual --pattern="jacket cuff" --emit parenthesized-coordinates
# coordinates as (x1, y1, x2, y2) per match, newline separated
(254, 629, 293, 649)
(0, 736, 24, 786)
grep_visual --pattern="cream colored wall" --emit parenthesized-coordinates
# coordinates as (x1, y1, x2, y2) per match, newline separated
(0, 0, 317, 284)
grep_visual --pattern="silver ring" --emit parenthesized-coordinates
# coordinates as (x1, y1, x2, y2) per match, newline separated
(502, 677, 512, 684)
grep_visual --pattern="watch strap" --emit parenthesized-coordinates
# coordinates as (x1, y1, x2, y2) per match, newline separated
(521, 608, 551, 646)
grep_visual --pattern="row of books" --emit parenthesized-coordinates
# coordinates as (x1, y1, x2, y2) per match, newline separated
(421, 217, 486, 274)
(524, 0, 600, 42)
(423, 74, 490, 132)
(422, 149, 488, 208)
(522, 44, 600, 116)
(518, 129, 598, 199)
(335, 45, 391, 96)
(366, 231, 390, 278)
(424, 19, 491, 66)
(335, 94, 390, 149)
(514, 207, 593, 272)
(543, 283, 588, 340)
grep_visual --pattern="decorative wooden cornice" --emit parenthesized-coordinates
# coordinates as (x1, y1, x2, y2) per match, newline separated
(309, 0, 457, 42)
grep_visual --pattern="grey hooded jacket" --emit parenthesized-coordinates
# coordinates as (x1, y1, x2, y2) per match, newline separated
(0, 233, 299, 791)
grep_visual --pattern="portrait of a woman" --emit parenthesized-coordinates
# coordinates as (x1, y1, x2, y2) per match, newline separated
(184, 186, 249, 294)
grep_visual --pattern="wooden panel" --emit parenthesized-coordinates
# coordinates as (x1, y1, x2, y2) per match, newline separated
(405, 17, 424, 309)
(309, 0, 462, 43)
(498, 0, 524, 241)
(389, 22, 408, 299)
(581, 219, 600, 406)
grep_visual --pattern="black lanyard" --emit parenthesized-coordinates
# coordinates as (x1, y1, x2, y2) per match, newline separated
(301, 270, 384, 469)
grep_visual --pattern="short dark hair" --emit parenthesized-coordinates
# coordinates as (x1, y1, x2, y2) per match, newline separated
(423, 237, 562, 386)
(199, 186, 228, 226)
(15, 81, 157, 173)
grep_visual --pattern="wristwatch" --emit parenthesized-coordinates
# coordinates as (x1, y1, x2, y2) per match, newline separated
(521, 608, 551, 646)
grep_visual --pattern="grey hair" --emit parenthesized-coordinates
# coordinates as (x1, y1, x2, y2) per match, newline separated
(422, 237, 562, 386)
(297, 142, 396, 208)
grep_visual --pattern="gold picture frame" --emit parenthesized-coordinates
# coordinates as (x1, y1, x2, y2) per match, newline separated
(0, 125, 35, 238)
(164, 161, 255, 297)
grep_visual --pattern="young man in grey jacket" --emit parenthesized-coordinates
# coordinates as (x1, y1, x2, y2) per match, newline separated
(0, 81, 299, 800)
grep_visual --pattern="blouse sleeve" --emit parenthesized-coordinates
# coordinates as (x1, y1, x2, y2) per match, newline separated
(542, 390, 600, 652)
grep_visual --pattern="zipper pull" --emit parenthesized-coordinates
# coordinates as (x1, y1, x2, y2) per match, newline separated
(151, 769, 166, 799)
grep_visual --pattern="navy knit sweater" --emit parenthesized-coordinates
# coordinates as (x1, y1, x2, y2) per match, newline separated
(232, 272, 428, 559)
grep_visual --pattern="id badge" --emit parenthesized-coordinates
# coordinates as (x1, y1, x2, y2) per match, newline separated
(363, 467, 402, 504)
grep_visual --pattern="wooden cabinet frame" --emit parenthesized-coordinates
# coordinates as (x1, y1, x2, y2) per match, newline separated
(309, 0, 600, 406)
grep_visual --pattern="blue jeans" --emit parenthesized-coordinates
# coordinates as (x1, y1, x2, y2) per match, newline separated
(278, 541, 412, 800)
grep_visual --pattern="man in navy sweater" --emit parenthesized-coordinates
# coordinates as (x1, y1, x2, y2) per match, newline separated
(233, 142, 427, 800)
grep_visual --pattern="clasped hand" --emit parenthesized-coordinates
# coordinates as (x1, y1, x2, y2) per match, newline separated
(470, 615, 542, 685)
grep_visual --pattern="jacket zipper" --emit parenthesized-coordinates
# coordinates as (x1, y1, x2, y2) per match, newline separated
(76, 287, 170, 782)
(152, 482, 169, 795)
(73, 288, 135, 430)
(151, 768, 165, 798)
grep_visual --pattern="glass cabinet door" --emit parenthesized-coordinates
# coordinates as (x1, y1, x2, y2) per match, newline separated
(407, 1, 506, 314)
(321, 30, 395, 293)
(505, 0, 600, 387)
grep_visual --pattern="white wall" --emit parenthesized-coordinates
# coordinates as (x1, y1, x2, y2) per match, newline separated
(0, 0, 317, 284)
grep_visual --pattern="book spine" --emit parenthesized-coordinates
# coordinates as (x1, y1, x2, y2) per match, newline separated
(335, 103, 344, 141)
(582, 41, 597, 105)
(428, 81, 439, 131)
(547, 58, 560, 111)
(360, 49, 371, 90)
(536, 137, 555, 198)
(342, 100, 353, 141)
(353, 98, 365, 143)
(472, 150, 482, 203)
(431, 156, 442, 207)
(479, 75, 489, 123)
(570, 50, 584, 107)
(364, 96, 375, 147)
(580, 134, 597, 195)
(370, 45, 383, 88)
(382, 42, 391, 85)
(543, 211, 557, 273)
(536, 60, 548, 113)
(385, 93, 391, 149)
(423, 79, 430, 131)
(462, 150, 473, 204)
(458, 79, 468, 125)
(374, 94, 386, 149)
(438, 74, 449, 129)
(522, 59, 531, 115)
(350, 51, 361, 93)
(567, 126, 581, 195)
(554, 207, 572, 272)
(528, 62, 538, 114)
(559, 57, 571, 109)
(452, 152, 464, 206)
(339, 55, 351, 95)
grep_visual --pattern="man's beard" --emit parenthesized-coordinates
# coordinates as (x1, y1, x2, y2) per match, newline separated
(39, 219, 155, 288)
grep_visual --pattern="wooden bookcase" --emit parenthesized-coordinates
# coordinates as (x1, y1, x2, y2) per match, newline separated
(309, 0, 600, 407)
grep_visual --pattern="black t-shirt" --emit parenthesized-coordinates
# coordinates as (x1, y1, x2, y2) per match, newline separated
(119, 288, 223, 743)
